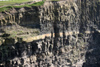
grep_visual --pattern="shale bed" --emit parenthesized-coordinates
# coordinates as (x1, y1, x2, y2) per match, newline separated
(0, 0, 100, 67)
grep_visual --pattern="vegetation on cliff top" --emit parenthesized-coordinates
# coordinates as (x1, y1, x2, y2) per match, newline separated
(0, 0, 34, 6)
(0, 1, 44, 12)
(14, 1, 44, 8)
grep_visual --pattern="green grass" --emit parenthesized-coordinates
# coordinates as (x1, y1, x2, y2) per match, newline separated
(14, 1, 44, 8)
(0, 0, 34, 6)
(0, 1, 44, 12)
(0, 6, 13, 12)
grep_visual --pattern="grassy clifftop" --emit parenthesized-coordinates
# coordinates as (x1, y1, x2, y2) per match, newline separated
(0, 0, 34, 6)
(0, 1, 44, 12)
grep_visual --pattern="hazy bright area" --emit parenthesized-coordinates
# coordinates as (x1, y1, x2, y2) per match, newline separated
(0, 0, 34, 6)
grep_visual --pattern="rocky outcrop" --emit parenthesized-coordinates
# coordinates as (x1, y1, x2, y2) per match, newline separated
(0, 0, 100, 67)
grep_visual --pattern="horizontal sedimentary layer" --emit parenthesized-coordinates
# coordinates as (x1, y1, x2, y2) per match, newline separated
(0, 30, 99, 45)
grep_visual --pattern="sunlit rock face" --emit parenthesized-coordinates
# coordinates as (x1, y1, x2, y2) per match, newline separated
(0, 0, 100, 67)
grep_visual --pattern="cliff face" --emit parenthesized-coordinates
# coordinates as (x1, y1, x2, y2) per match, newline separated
(0, 0, 100, 67)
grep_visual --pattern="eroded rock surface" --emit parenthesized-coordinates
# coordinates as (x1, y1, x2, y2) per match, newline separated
(0, 0, 100, 67)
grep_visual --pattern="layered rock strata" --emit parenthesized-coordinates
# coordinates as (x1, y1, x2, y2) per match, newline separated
(0, 0, 100, 67)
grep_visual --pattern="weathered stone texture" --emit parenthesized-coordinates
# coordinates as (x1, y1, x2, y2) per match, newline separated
(0, 0, 100, 67)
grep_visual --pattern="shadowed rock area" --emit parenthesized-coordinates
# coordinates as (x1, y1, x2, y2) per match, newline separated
(0, 0, 100, 67)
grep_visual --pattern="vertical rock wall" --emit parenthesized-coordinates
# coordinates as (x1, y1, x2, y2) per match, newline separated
(0, 0, 100, 67)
